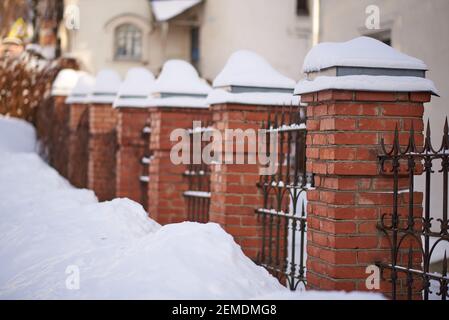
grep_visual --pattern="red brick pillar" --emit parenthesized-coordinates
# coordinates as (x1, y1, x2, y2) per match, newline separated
(49, 95, 70, 178)
(67, 103, 89, 188)
(88, 103, 118, 201)
(148, 107, 210, 224)
(116, 107, 150, 203)
(209, 103, 274, 260)
(303, 90, 430, 292)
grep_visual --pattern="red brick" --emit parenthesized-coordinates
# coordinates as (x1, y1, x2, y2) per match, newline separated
(355, 91, 397, 102)
(328, 132, 378, 145)
(410, 92, 431, 102)
(358, 192, 393, 205)
(358, 118, 399, 131)
(320, 118, 357, 131)
(380, 103, 424, 117)
(327, 162, 378, 175)
(328, 103, 378, 116)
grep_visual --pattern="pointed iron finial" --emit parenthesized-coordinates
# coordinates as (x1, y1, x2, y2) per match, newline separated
(393, 124, 400, 155)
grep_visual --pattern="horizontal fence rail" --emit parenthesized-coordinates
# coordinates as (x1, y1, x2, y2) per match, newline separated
(378, 120, 449, 300)
(256, 105, 313, 290)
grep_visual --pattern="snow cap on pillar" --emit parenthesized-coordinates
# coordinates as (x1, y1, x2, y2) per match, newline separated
(207, 50, 298, 106)
(113, 67, 155, 108)
(88, 69, 122, 104)
(147, 59, 211, 108)
(51, 69, 81, 96)
(295, 37, 438, 95)
(65, 73, 95, 104)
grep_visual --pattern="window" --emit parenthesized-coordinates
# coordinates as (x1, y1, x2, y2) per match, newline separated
(296, 0, 309, 16)
(114, 24, 142, 61)
(191, 27, 200, 67)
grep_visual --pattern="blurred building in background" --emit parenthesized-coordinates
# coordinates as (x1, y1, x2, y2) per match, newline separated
(61, 0, 312, 80)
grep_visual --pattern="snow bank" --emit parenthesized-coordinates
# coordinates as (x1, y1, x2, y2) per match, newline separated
(51, 69, 81, 96)
(213, 50, 295, 90)
(0, 119, 384, 300)
(294, 75, 438, 95)
(151, 0, 202, 22)
(66, 73, 96, 104)
(114, 68, 155, 108)
(256, 290, 385, 300)
(0, 116, 36, 153)
(0, 142, 284, 299)
(302, 37, 427, 73)
(89, 69, 122, 104)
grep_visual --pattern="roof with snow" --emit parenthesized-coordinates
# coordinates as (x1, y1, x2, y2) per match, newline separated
(213, 50, 296, 91)
(114, 68, 155, 108)
(302, 37, 428, 73)
(151, 0, 202, 22)
(51, 69, 81, 96)
(89, 69, 122, 104)
(65, 73, 95, 104)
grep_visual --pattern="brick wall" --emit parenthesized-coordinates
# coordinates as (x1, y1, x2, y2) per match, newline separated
(303, 90, 429, 294)
(116, 107, 150, 204)
(88, 104, 118, 201)
(148, 107, 211, 224)
(67, 103, 89, 188)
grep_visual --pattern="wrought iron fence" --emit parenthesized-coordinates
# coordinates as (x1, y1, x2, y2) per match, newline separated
(256, 105, 313, 290)
(378, 120, 449, 300)
(183, 125, 212, 223)
(140, 123, 152, 211)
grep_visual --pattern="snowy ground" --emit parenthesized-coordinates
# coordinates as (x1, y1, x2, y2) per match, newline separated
(0, 116, 384, 300)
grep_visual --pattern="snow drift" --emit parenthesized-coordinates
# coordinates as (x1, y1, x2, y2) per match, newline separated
(0, 116, 384, 299)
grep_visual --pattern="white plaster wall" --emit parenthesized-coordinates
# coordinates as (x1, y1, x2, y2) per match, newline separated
(199, 0, 313, 82)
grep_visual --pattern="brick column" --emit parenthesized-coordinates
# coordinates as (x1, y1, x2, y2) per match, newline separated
(88, 103, 118, 201)
(116, 107, 150, 203)
(50, 95, 70, 178)
(148, 107, 210, 224)
(209, 103, 274, 260)
(67, 103, 89, 188)
(303, 90, 429, 292)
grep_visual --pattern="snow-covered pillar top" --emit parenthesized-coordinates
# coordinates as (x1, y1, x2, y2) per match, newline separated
(51, 69, 81, 97)
(113, 68, 155, 108)
(297, 37, 437, 295)
(65, 73, 95, 104)
(147, 60, 211, 108)
(88, 69, 122, 104)
(295, 36, 437, 97)
(207, 50, 297, 106)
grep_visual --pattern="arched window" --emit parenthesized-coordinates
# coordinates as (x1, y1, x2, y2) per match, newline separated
(114, 24, 142, 61)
